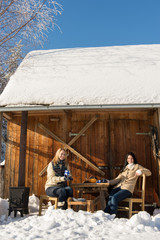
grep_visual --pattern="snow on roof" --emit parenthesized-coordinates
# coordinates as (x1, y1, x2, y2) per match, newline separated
(0, 44, 160, 108)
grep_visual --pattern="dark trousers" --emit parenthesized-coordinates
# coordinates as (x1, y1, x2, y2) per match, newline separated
(46, 186, 73, 202)
(104, 187, 132, 214)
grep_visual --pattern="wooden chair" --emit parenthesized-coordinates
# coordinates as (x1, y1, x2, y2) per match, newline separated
(39, 195, 58, 216)
(67, 197, 94, 212)
(118, 174, 146, 218)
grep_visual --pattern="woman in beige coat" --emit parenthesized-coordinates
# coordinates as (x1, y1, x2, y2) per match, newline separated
(104, 152, 151, 215)
(45, 148, 73, 209)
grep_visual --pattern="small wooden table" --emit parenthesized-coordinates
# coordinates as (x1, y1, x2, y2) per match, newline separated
(72, 182, 109, 210)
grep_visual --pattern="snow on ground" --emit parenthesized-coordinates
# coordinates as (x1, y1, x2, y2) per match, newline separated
(0, 160, 5, 166)
(0, 195, 160, 240)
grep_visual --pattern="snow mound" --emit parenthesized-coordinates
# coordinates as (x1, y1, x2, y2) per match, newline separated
(28, 194, 40, 213)
(0, 196, 160, 239)
(0, 197, 9, 221)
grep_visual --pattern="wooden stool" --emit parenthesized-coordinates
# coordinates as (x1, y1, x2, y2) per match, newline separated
(67, 197, 94, 212)
(39, 195, 58, 216)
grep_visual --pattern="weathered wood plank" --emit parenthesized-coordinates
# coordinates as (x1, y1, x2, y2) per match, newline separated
(4, 121, 12, 197)
(3, 112, 13, 121)
(155, 109, 160, 204)
(32, 118, 39, 194)
(104, 118, 110, 179)
(37, 124, 45, 196)
(108, 116, 113, 179)
(41, 118, 49, 195)
(10, 122, 16, 186)
(14, 118, 21, 186)
(27, 118, 34, 193)
(0, 165, 4, 198)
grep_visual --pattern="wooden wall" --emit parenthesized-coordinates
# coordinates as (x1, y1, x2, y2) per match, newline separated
(0, 165, 5, 198)
(4, 109, 159, 204)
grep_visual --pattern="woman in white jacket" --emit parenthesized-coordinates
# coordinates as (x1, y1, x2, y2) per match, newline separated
(45, 148, 73, 209)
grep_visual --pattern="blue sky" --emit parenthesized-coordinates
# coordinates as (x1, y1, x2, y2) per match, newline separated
(39, 0, 160, 50)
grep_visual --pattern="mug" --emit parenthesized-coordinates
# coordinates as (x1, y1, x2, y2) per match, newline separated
(96, 180, 101, 183)
(64, 170, 70, 176)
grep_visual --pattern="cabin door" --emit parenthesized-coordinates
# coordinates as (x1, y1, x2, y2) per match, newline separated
(109, 118, 154, 203)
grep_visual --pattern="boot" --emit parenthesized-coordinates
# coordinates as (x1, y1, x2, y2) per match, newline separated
(57, 201, 67, 210)
(57, 201, 65, 209)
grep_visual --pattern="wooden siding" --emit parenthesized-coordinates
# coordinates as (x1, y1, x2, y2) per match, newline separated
(4, 110, 158, 204)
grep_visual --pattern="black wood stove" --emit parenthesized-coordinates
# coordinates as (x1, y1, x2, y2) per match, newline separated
(8, 187, 30, 217)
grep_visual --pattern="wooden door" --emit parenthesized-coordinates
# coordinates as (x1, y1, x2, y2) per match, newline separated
(109, 117, 154, 203)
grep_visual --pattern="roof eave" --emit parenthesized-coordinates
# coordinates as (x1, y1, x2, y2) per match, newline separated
(0, 103, 160, 112)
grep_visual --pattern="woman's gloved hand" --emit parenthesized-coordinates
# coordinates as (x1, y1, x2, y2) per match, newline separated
(64, 170, 73, 180)
(64, 175, 73, 181)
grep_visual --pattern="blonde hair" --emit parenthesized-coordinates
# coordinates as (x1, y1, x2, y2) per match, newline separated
(53, 148, 67, 165)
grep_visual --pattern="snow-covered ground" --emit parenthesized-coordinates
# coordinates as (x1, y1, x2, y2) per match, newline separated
(0, 195, 160, 240)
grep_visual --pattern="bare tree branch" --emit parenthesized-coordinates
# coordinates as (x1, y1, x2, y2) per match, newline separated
(0, 0, 48, 46)
(0, 0, 62, 92)
(0, 0, 15, 17)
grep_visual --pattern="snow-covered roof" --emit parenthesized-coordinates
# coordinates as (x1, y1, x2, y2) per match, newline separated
(0, 44, 160, 109)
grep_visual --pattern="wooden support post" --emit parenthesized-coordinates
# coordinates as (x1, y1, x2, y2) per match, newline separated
(18, 111, 28, 186)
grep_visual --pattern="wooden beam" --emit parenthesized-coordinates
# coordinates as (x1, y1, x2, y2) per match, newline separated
(18, 111, 28, 186)
(38, 123, 105, 176)
(67, 116, 97, 147)
(39, 116, 98, 176)
(3, 112, 13, 121)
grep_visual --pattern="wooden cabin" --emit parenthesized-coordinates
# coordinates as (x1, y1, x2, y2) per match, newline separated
(0, 45, 160, 207)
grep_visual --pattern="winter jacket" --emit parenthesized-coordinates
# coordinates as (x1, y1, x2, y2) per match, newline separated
(45, 161, 67, 190)
(109, 164, 151, 194)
